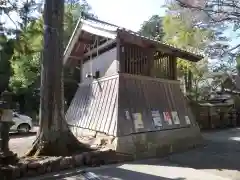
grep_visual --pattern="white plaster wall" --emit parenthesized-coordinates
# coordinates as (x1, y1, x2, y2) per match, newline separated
(81, 47, 118, 83)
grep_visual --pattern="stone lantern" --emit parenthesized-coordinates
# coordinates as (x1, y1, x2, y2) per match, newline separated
(0, 91, 18, 165)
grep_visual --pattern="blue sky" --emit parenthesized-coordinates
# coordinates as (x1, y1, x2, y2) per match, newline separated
(3, 0, 166, 32)
(2, 0, 238, 48)
(86, 0, 166, 31)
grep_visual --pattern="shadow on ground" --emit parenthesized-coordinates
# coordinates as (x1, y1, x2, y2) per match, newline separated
(125, 128, 240, 180)
(164, 128, 240, 171)
(22, 128, 240, 180)
(10, 132, 36, 139)
(27, 168, 187, 180)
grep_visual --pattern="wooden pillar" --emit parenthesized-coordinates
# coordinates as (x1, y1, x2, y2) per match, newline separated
(116, 36, 122, 73)
(147, 48, 155, 77)
(172, 56, 177, 80)
(79, 58, 83, 83)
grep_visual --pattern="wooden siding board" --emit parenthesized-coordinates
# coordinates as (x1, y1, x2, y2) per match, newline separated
(124, 77, 137, 133)
(65, 89, 77, 125)
(117, 74, 195, 136)
(146, 80, 163, 130)
(97, 79, 113, 132)
(154, 81, 171, 128)
(175, 83, 190, 126)
(169, 83, 185, 126)
(134, 78, 151, 131)
(92, 81, 108, 130)
(98, 79, 112, 132)
(73, 89, 83, 127)
(66, 75, 119, 135)
(66, 73, 197, 137)
(87, 82, 100, 129)
(67, 86, 86, 127)
(94, 81, 108, 131)
(77, 85, 87, 127)
(88, 82, 102, 130)
(104, 78, 118, 135)
(163, 83, 178, 129)
(80, 84, 93, 128)
(99, 78, 116, 133)
(141, 79, 155, 131)
(108, 90, 118, 136)
(117, 76, 134, 136)
(167, 83, 182, 128)
(81, 83, 96, 128)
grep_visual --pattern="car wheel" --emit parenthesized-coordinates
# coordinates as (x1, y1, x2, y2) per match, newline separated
(17, 124, 30, 133)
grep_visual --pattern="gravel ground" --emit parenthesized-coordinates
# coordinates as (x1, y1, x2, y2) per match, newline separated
(9, 135, 36, 157)
(9, 126, 38, 157)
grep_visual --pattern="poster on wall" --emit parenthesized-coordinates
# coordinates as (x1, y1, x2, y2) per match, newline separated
(132, 113, 144, 129)
(151, 110, 163, 127)
(125, 110, 131, 120)
(163, 112, 173, 125)
(171, 111, 180, 125)
(185, 116, 191, 125)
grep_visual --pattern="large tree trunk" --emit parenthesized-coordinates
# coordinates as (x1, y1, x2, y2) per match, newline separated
(26, 0, 91, 156)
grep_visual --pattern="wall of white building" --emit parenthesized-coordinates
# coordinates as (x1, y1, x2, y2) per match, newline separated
(81, 47, 118, 83)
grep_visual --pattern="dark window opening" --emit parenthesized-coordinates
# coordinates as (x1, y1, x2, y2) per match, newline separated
(94, 70, 100, 79)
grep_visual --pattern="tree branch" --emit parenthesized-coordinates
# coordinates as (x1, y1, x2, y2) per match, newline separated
(175, 0, 240, 23)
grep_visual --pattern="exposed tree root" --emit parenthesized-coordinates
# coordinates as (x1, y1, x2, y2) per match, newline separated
(25, 130, 93, 157)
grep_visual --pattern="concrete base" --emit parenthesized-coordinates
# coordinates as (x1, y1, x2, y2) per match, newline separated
(70, 126, 203, 159)
(115, 126, 203, 158)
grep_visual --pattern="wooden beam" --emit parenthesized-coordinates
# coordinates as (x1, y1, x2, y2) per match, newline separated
(69, 56, 82, 60)
(78, 37, 94, 44)
(83, 39, 116, 58)
(171, 56, 177, 80)
(116, 36, 121, 72)
(117, 29, 203, 62)
(74, 42, 82, 53)
(118, 30, 151, 48)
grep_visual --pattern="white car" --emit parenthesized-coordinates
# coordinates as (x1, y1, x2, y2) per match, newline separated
(10, 112, 33, 133)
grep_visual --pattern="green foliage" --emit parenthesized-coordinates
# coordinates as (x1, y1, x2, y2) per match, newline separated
(0, 0, 94, 114)
(139, 15, 164, 40)
(0, 0, 43, 36)
(13, 18, 43, 57)
(154, 3, 213, 99)
(9, 1, 90, 92)
(9, 17, 43, 94)
(0, 36, 15, 94)
(64, 0, 93, 48)
(8, 0, 92, 96)
(162, 14, 212, 72)
(10, 52, 41, 93)
(236, 55, 240, 74)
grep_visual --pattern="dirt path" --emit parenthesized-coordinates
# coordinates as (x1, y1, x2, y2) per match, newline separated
(22, 128, 240, 180)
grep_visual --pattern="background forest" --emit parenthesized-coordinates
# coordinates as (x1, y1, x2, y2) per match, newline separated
(0, 0, 238, 123)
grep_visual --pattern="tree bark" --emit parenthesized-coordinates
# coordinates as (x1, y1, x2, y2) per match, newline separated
(26, 0, 91, 156)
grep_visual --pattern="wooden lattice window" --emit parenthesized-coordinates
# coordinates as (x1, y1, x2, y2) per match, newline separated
(121, 44, 150, 76)
(150, 51, 175, 80)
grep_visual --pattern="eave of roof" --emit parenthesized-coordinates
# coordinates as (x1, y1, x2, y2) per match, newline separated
(63, 16, 204, 65)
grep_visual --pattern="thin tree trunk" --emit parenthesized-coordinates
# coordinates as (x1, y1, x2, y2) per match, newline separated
(26, 0, 91, 156)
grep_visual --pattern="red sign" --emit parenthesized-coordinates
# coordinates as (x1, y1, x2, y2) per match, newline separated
(163, 112, 173, 125)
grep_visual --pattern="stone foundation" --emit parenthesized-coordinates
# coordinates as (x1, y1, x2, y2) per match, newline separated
(115, 126, 203, 158)
(70, 126, 203, 158)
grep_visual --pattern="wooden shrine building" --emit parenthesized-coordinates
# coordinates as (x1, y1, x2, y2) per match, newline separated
(64, 16, 203, 158)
